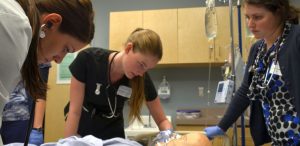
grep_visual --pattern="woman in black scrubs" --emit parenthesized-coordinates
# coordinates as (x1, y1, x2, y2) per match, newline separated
(64, 28, 173, 141)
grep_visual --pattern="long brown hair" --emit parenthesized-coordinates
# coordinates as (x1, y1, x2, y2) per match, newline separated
(36, 0, 95, 43)
(244, 0, 300, 24)
(20, 0, 95, 100)
(17, 0, 44, 100)
(126, 28, 163, 123)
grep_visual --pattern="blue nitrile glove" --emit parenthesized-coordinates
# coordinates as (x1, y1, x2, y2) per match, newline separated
(204, 126, 225, 140)
(29, 129, 44, 146)
(152, 129, 179, 143)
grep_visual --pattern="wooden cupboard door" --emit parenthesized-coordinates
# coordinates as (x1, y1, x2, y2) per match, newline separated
(241, 6, 257, 62)
(143, 9, 178, 64)
(45, 64, 69, 142)
(178, 7, 212, 63)
(109, 11, 143, 51)
(213, 6, 239, 63)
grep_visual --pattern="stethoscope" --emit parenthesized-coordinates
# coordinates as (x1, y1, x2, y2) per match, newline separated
(256, 59, 278, 89)
(93, 83, 119, 119)
(93, 52, 120, 119)
(249, 38, 281, 89)
(253, 22, 290, 90)
(255, 41, 280, 89)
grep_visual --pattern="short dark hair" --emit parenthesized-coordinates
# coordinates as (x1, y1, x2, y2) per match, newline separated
(244, 0, 300, 24)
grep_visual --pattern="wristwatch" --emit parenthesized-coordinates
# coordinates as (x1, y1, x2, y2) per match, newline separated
(32, 127, 43, 132)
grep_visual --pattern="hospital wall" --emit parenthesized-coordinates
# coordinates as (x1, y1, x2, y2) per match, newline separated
(44, 0, 300, 142)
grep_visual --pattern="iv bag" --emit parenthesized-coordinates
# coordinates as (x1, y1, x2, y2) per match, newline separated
(158, 76, 171, 100)
(205, 6, 217, 40)
(233, 47, 245, 89)
(206, 0, 215, 8)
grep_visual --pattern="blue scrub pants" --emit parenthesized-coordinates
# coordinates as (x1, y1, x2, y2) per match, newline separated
(1, 120, 30, 144)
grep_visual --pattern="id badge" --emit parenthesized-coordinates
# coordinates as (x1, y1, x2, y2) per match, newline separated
(117, 85, 132, 98)
(269, 62, 282, 76)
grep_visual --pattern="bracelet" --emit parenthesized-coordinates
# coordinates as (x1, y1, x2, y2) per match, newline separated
(32, 127, 43, 132)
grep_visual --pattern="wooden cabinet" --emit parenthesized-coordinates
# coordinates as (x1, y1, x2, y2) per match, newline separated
(109, 7, 246, 65)
(178, 6, 242, 64)
(109, 11, 143, 51)
(178, 7, 211, 63)
(214, 7, 237, 63)
(143, 9, 178, 64)
(109, 9, 178, 64)
(175, 125, 271, 146)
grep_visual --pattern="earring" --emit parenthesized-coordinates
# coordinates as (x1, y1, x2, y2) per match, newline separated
(39, 24, 46, 38)
(39, 30, 45, 38)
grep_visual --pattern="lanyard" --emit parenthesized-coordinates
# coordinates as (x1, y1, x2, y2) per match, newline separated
(256, 59, 277, 89)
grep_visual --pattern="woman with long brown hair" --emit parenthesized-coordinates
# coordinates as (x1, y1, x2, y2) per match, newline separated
(0, 0, 94, 145)
(64, 28, 173, 142)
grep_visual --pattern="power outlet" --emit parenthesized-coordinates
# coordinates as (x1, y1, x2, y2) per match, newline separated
(198, 87, 204, 97)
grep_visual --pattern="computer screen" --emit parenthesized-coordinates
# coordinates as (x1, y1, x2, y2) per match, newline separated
(217, 83, 224, 92)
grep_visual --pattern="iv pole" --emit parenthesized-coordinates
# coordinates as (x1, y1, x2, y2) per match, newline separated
(228, 0, 246, 146)
(228, 0, 238, 146)
(236, 0, 246, 146)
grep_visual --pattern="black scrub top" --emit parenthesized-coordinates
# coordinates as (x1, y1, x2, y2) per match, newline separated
(66, 47, 157, 140)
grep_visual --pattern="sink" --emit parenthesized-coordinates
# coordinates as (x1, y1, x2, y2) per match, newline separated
(125, 115, 171, 138)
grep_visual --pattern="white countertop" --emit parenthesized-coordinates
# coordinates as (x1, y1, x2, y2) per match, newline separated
(125, 115, 171, 139)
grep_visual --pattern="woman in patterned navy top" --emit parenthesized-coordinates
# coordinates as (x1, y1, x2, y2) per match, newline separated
(204, 0, 300, 145)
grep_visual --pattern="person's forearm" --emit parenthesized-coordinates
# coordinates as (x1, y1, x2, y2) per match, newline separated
(33, 99, 46, 128)
(146, 98, 173, 131)
(64, 113, 81, 137)
(158, 119, 173, 130)
(218, 85, 250, 131)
